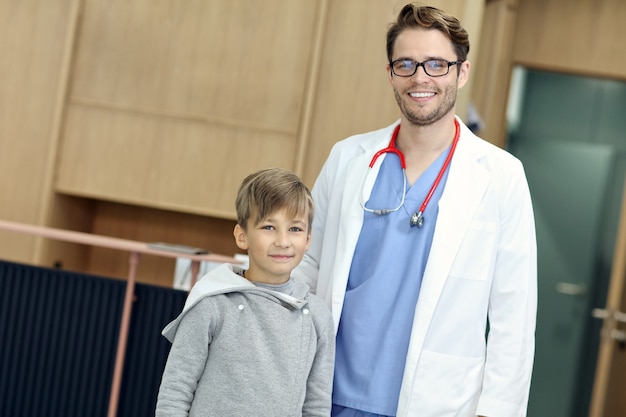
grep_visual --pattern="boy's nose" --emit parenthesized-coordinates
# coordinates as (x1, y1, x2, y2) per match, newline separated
(274, 231, 291, 247)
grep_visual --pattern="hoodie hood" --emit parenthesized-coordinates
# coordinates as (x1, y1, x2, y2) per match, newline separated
(162, 263, 311, 342)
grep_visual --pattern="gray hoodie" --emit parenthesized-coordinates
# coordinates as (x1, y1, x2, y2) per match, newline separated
(155, 263, 335, 417)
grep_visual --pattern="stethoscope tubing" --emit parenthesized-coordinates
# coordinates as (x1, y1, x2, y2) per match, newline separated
(359, 120, 460, 227)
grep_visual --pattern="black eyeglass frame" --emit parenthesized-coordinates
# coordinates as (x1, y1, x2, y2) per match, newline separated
(389, 59, 463, 78)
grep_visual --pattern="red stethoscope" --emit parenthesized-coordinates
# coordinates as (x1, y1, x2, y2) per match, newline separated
(359, 119, 460, 228)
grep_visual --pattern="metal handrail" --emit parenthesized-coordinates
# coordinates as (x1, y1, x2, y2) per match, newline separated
(0, 219, 239, 417)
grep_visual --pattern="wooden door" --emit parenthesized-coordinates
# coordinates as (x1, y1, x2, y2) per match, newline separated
(589, 178, 626, 417)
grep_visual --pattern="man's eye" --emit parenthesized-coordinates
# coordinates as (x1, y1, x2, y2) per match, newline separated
(427, 60, 445, 69)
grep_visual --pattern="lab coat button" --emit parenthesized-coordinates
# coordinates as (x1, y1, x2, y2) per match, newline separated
(303, 308, 309, 315)
(238, 304, 244, 311)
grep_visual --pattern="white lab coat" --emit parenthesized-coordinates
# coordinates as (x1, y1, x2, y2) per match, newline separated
(294, 117, 537, 417)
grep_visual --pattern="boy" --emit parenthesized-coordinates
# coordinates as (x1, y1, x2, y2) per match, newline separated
(155, 168, 335, 417)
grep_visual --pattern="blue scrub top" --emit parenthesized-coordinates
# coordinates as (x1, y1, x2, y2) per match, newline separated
(332, 146, 451, 416)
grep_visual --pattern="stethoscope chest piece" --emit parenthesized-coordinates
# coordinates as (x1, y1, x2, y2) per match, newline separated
(361, 119, 460, 230)
(410, 211, 424, 228)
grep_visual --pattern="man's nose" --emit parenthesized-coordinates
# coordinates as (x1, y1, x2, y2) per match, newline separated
(410, 64, 430, 81)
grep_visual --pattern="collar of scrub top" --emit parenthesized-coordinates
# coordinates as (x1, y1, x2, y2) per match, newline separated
(359, 119, 460, 228)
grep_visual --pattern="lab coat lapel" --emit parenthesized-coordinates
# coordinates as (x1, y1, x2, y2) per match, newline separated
(414, 128, 491, 333)
(396, 121, 493, 415)
(336, 151, 370, 268)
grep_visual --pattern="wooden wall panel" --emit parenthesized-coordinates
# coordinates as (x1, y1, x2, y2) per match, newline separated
(299, 0, 399, 186)
(57, 105, 295, 218)
(472, 0, 519, 147)
(86, 201, 240, 286)
(71, 0, 318, 132)
(0, 0, 77, 263)
(57, 0, 321, 216)
(512, 0, 626, 80)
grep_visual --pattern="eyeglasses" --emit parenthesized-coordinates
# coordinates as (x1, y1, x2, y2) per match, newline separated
(390, 59, 462, 77)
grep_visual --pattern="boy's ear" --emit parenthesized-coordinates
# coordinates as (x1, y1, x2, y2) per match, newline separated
(233, 224, 249, 250)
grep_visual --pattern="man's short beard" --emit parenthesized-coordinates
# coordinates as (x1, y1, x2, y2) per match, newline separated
(394, 85, 457, 127)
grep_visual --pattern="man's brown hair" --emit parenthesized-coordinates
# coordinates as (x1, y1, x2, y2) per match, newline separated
(386, 4, 470, 63)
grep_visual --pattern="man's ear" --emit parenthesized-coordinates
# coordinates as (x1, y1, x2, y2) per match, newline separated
(457, 60, 471, 89)
(387, 63, 394, 85)
(233, 224, 248, 250)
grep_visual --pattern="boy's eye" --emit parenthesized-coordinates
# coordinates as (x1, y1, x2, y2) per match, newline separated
(261, 225, 275, 230)
(290, 227, 304, 232)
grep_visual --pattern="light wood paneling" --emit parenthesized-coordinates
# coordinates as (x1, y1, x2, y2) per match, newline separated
(512, 0, 626, 79)
(589, 179, 626, 417)
(57, 0, 322, 216)
(87, 201, 241, 286)
(472, 0, 519, 147)
(38, 194, 96, 272)
(300, 0, 399, 186)
(57, 104, 295, 217)
(71, 0, 319, 132)
(0, 0, 78, 263)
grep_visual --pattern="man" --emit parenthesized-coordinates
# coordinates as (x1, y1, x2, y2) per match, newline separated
(294, 4, 537, 417)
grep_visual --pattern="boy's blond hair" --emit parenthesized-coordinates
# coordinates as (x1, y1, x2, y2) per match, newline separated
(235, 168, 314, 230)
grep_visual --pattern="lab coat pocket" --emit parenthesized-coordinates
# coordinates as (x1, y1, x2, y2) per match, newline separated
(449, 220, 497, 281)
(410, 350, 484, 416)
